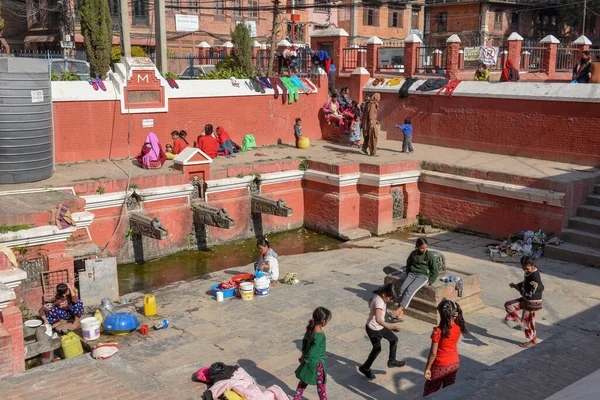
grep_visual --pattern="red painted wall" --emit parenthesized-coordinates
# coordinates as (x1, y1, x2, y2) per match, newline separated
(53, 79, 328, 164)
(377, 92, 600, 166)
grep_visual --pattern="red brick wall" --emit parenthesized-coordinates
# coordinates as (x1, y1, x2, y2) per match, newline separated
(377, 92, 600, 166)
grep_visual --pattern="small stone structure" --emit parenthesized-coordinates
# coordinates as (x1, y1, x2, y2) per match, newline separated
(129, 213, 168, 240)
(191, 201, 235, 229)
(383, 264, 484, 324)
(251, 195, 293, 217)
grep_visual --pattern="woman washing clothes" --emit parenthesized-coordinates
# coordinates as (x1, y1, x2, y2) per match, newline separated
(136, 132, 167, 169)
(254, 237, 279, 284)
(39, 282, 84, 333)
(196, 124, 219, 159)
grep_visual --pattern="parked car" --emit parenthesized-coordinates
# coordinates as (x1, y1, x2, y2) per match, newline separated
(50, 59, 91, 80)
(179, 64, 216, 79)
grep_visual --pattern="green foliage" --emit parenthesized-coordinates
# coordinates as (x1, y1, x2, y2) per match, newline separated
(51, 71, 80, 81)
(79, 0, 112, 77)
(230, 23, 255, 74)
(163, 72, 180, 80)
(0, 224, 32, 234)
(236, 172, 245, 178)
(557, 0, 600, 33)
(111, 45, 148, 64)
(199, 67, 255, 80)
(96, 186, 105, 195)
(129, 183, 139, 190)
(298, 160, 309, 171)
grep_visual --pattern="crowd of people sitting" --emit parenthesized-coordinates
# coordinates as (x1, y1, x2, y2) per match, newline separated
(135, 125, 239, 169)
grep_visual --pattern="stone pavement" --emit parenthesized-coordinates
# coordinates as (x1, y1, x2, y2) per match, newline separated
(2, 231, 600, 399)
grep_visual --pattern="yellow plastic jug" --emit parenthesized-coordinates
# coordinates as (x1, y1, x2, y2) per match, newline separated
(61, 332, 83, 359)
(94, 309, 104, 333)
(144, 295, 157, 317)
(298, 136, 310, 150)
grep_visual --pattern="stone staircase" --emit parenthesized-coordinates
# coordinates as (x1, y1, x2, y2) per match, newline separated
(545, 181, 600, 268)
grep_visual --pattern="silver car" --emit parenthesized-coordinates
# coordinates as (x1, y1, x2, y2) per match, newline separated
(50, 59, 91, 80)
(179, 64, 216, 79)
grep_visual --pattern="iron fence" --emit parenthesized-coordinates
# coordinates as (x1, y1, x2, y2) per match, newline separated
(341, 46, 365, 72)
(417, 47, 446, 72)
(590, 48, 600, 62)
(0, 48, 89, 62)
(520, 46, 545, 71)
(556, 48, 577, 71)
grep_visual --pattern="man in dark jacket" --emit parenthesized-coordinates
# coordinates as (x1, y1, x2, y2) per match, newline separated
(393, 238, 440, 320)
(572, 51, 593, 83)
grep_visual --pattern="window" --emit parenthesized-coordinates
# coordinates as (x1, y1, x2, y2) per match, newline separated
(411, 10, 419, 29)
(108, 0, 119, 16)
(435, 12, 447, 32)
(511, 12, 519, 30)
(388, 9, 403, 28)
(232, 0, 241, 16)
(494, 11, 503, 31)
(315, 0, 328, 13)
(133, 0, 150, 26)
(363, 8, 380, 27)
(167, 0, 179, 12)
(214, 0, 225, 15)
(248, 0, 259, 17)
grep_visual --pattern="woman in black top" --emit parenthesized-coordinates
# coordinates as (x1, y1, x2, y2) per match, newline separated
(504, 256, 544, 348)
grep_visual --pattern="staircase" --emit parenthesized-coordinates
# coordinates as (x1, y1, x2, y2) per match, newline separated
(545, 182, 600, 268)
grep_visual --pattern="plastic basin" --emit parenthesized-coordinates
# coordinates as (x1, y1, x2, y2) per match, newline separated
(232, 274, 254, 287)
(211, 283, 235, 298)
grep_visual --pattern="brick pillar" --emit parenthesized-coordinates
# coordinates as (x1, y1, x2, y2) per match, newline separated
(0, 305, 24, 375)
(540, 35, 559, 77)
(366, 36, 382, 77)
(507, 32, 523, 70)
(573, 35, 591, 60)
(357, 48, 366, 68)
(445, 34, 461, 80)
(458, 49, 465, 70)
(404, 34, 422, 78)
(350, 67, 370, 104)
(433, 50, 442, 68)
(521, 51, 530, 71)
(403, 182, 420, 220)
(309, 29, 350, 79)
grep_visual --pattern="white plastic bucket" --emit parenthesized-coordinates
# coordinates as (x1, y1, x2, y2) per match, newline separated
(81, 317, 101, 341)
(239, 282, 254, 301)
(254, 278, 270, 297)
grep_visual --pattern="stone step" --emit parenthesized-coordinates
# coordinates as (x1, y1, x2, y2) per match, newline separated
(594, 184, 600, 195)
(560, 229, 600, 250)
(545, 243, 600, 268)
(586, 195, 600, 207)
(569, 216, 600, 234)
(577, 205, 600, 220)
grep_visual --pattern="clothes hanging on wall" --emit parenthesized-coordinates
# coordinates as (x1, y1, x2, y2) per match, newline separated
(398, 78, 419, 98)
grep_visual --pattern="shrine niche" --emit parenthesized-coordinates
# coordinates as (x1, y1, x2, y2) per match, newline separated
(116, 57, 168, 113)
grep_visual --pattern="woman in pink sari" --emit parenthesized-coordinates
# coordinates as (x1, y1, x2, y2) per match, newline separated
(136, 132, 167, 169)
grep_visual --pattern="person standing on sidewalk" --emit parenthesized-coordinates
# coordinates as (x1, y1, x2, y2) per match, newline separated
(393, 238, 440, 321)
(504, 256, 544, 348)
(423, 299, 468, 397)
(361, 93, 381, 157)
(397, 117, 414, 154)
(359, 283, 406, 380)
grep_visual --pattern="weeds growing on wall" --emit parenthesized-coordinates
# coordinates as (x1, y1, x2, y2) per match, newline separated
(0, 224, 33, 234)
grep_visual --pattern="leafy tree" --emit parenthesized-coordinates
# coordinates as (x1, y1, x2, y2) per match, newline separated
(230, 23, 255, 74)
(557, 0, 600, 36)
(0, 5, 4, 33)
(79, 0, 112, 77)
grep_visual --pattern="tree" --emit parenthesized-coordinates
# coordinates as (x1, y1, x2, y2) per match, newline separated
(267, 0, 282, 77)
(557, 0, 600, 37)
(79, 0, 112, 77)
(230, 23, 254, 74)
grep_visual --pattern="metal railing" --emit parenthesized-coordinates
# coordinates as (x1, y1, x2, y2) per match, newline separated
(0, 49, 89, 62)
(520, 46, 545, 71)
(417, 47, 446, 72)
(556, 48, 577, 71)
(341, 46, 365, 72)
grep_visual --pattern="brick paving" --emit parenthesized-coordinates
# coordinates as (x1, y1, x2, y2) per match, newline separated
(1, 232, 600, 399)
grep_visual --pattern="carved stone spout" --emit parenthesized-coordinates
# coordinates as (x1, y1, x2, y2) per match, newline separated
(129, 213, 169, 240)
(191, 200, 235, 229)
(251, 195, 293, 217)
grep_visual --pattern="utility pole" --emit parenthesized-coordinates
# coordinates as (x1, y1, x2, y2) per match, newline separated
(351, 0, 358, 44)
(267, 0, 281, 76)
(155, 0, 168, 73)
(120, 0, 131, 58)
(582, 0, 587, 36)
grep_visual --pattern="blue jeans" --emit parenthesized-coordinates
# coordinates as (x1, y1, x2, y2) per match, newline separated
(218, 140, 233, 155)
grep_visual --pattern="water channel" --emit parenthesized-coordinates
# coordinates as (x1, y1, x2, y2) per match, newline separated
(118, 229, 343, 295)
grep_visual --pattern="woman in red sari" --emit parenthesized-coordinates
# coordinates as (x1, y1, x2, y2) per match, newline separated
(196, 124, 219, 159)
(136, 132, 167, 169)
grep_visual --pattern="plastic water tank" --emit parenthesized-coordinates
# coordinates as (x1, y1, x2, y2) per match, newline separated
(0, 57, 53, 183)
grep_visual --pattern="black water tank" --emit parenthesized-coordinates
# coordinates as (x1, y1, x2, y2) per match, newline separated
(0, 57, 53, 184)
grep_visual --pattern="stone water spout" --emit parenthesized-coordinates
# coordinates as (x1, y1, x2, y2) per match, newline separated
(191, 201, 235, 229)
(129, 213, 169, 240)
(251, 195, 293, 217)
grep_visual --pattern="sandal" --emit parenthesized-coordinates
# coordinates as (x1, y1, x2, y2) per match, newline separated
(519, 341, 537, 348)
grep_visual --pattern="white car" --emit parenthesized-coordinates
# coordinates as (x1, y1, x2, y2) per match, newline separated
(179, 64, 216, 79)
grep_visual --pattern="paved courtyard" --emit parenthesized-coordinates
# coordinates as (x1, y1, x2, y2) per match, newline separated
(2, 231, 600, 399)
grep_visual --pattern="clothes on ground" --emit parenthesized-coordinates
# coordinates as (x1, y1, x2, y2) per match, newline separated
(417, 78, 449, 92)
(197, 134, 219, 159)
(209, 362, 239, 383)
(55, 203, 75, 229)
(349, 121, 361, 143)
(505, 298, 537, 340)
(205, 367, 288, 400)
(487, 229, 551, 259)
(406, 249, 441, 284)
(40, 295, 84, 325)
(254, 248, 279, 281)
(474, 69, 490, 81)
(398, 78, 419, 98)
(431, 323, 461, 367)
(136, 132, 166, 169)
(501, 60, 520, 82)
(361, 93, 380, 156)
(362, 325, 398, 370)
(296, 331, 327, 385)
(396, 271, 429, 310)
(423, 362, 460, 397)
(367, 294, 387, 331)
(294, 361, 328, 400)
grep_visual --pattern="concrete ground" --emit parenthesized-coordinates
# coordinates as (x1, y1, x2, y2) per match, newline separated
(2, 231, 600, 399)
(4, 139, 598, 192)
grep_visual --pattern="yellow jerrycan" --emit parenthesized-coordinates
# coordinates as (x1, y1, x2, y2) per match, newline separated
(61, 332, 83, 359)
(144, 295, 157, 317)
(94, 309, 104, 333)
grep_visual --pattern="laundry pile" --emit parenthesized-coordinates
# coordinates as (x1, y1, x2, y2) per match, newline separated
(486, 230, 561, 261)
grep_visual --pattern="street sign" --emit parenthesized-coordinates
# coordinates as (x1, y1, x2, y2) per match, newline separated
(463, 47, 480, 62)
(60, 41, 75, 49)
(480, 46, 499, 65)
